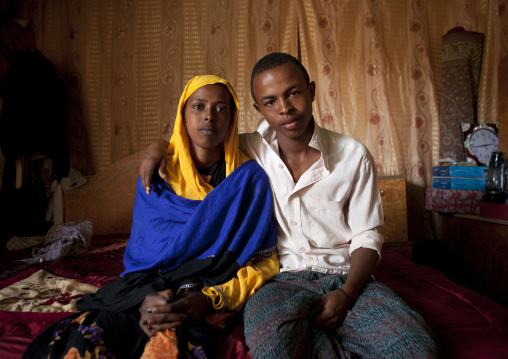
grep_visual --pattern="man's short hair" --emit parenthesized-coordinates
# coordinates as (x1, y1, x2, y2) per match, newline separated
(250, 52, 310, 102)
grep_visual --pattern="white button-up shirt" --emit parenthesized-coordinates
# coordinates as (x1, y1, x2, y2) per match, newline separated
(240, 119, 384, 274)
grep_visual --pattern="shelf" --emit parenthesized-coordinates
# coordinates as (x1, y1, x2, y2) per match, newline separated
(453, 214, 508, 226)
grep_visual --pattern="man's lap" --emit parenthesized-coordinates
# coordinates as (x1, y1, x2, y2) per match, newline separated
(244, 271, 438, 359)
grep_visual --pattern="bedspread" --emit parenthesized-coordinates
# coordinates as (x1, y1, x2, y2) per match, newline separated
(373, 248, 508, 359)
(1, 236, 508, 359)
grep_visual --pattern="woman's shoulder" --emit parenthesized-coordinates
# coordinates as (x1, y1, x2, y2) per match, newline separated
(232, 159, 270, 185)
(238, 158, 266, 174)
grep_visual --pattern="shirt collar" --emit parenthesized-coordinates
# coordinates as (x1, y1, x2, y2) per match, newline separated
(256, 117, 329, 168)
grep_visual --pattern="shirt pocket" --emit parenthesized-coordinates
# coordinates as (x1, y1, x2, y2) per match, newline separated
(306, 196, 347, 246)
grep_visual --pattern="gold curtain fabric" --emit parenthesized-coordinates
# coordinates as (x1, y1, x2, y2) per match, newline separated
(12, 0, 504, 186)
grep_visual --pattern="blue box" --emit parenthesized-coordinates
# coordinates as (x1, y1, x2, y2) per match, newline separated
(432, 177, 486, 190)
(432, 166, 487, 178)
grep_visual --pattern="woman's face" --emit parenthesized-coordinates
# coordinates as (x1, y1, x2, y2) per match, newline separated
(183, 84, 233, 155)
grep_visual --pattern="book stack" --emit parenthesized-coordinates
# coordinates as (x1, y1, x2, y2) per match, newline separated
(432, 165, 487, 190)
(426, 164, 487, 214)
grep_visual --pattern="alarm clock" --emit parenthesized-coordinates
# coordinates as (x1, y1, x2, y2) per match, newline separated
(461, 123, 499, 165)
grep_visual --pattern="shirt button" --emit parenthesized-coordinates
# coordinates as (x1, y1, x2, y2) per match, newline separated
(291, 221, 297, 226)
(278, 164, 284, 169)
(299, 246, 305, 252)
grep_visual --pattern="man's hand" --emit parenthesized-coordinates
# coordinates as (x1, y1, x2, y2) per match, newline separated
(140, 139, 170, 194)
(309, 288, 350, 331)
(138, 289, 187, 337)
(309, 248, 379, 332)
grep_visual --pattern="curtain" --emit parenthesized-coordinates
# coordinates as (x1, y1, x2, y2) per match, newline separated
(18, 0, 300, 175)
(18, 0, 503, 177)
(3, 0, 505, 241)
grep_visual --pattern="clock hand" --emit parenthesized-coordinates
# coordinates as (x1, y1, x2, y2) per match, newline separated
(472, 143, 496, 149)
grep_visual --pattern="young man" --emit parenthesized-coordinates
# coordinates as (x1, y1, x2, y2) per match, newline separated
(140, 53, 438, 358)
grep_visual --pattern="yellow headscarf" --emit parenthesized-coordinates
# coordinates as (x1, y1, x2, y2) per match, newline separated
(165, 75, 249, 200)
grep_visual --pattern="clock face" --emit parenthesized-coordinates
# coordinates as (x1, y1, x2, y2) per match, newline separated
(463, 124, 499, 165)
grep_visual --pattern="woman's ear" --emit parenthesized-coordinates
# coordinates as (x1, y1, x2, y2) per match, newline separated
(181, 104, 187, 125)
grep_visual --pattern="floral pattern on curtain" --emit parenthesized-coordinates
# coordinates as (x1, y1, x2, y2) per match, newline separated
(6, 0, 506, 241)
(21, 0, 503, 176)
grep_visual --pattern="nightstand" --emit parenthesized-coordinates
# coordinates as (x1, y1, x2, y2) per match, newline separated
(439, 213, 508, 307)
(378, 176, 413, 259)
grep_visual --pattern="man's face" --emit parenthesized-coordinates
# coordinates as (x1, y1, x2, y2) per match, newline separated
(252, 62, 315, 141)
(183, 84, 233, 154)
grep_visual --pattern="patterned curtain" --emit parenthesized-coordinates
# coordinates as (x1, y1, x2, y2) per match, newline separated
(1, 0, 505, 240)
(17, 0, 503, 176)
(18, 0, 301, 175)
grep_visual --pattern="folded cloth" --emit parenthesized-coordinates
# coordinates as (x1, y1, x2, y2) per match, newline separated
(17, 221, 93, 265)
(6, 235, 45, 251)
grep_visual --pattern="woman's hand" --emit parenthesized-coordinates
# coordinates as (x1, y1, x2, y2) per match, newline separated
(138, 289, 213, 336)
(169, 291, 211, 325)
(138, 289, 187, 337)
(140, 139, 170, 194)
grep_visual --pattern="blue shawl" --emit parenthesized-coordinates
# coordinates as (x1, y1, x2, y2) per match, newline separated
(123, 159, 276, 275)
(77, 160, 276, 312)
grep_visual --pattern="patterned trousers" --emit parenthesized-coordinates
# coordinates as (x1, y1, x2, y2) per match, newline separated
(244, 271, 439, 359)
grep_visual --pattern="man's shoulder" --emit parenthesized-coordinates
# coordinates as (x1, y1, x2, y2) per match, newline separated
(239, 131, 257, 140)
(239, 131, 261, 147)
(318, 127, 369, 155)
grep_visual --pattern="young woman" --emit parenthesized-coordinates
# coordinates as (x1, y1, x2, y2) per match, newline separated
(23, 75, 279, 359)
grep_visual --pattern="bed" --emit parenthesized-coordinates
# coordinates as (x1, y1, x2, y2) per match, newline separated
(1, 152, 508, 359)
